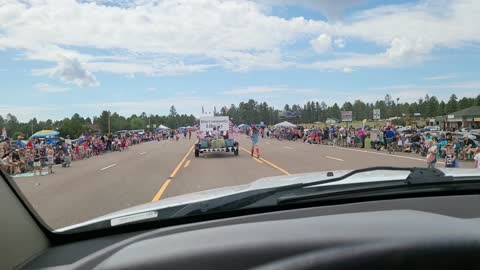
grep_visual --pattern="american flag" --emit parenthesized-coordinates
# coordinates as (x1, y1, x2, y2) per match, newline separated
(229, 120, 234, 131)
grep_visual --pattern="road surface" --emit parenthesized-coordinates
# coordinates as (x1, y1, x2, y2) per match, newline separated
(12, 136, 470, 229)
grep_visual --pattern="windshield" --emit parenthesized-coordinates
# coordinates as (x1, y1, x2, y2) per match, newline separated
(1, 0, 480, 231)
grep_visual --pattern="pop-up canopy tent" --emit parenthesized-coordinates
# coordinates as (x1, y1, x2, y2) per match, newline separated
(155, 125, 170, 132)
(237, 124, 249, 129)
(274, 121, 297, 128)
(156, 125, 170, 130)
(31, 130, 60, 138)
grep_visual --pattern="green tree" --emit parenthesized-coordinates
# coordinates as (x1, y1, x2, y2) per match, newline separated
(458, 97, 473, 110)
(94, 111, 110, 133)
(12, 131, 25, 139)
(169, 106, 177, 117)
(426, 96, 439, 117)
(438, 101, 446, 116)
(446, 94, 458, 113)
(130, 117, 146, 130)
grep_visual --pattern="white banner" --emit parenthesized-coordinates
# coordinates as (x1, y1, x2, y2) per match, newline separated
(341, 111, 352, 122)
(373, 109, 381, 120)
(200, 116, 229, 131)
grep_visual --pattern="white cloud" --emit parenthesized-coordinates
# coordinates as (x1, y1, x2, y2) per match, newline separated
(310, 34, 332, 54)
(0, 0, 479, 79)
(72, 96, 223, 118)
(35, 83, 70, 93)
(302, 53, 390, 71)
(370, 81, 480, 92)
(334, 38, 345, 48)
(342, 67, 353, 73)
(35, 57, 99, 87)
(423, 74, 458, 80)
(384, 37, 432, 62)
(224, 85, 289, 95)
(0, 0, 326, 80)
(146, 87, 156, 92)
(0, 105, 57, 122)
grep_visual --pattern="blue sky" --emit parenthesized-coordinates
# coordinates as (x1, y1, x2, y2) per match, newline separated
(1, 0, 479, 121)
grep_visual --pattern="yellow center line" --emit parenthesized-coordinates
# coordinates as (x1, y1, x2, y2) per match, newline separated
(152, 144, 194, 202)
(151, 179, 171, 202)
(253, 157, 263, 164)
(240, 147, 289, 175)
(184, 160, 191, 168)
(170, 145, 194, 178)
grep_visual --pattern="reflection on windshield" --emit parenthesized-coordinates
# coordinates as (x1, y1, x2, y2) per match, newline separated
(1, 0, 480, 230)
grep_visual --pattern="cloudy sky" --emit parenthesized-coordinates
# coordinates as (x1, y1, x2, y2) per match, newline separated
(1, 0, 479, 121)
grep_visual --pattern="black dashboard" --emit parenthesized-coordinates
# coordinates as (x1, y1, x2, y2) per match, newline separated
(21, 194, 480, 269)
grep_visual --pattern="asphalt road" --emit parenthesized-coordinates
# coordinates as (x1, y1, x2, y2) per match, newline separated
(12, 136, 472, 229)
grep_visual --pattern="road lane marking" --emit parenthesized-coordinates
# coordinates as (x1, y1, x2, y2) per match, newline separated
(259, 157, 290, 175)
(152, 144, 194, 202)
(266, 142, 271, 145)
(170, 145, 195, 178)
(152, 179, 171, 201)
(325, 156, 344, 162)
(321, 145, 426, 162)
(253, 157, 263, 164)
(240, 147, 290, 175)
(139, 152, 147, 155)
(184, 160, 191, 168)
(283, 146, 294, 150)
(100, 164, 117, 171)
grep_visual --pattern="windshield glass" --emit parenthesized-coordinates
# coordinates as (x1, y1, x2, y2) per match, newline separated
(1, 0, 480, 231)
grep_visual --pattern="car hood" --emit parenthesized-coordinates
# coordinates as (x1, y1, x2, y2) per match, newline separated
(55, 168, 480, 232)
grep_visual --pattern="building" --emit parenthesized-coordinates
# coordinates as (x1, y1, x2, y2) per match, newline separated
(433, 106, 480, 130)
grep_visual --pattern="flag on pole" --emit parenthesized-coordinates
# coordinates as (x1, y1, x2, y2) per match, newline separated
(1, 127, 6, 139)
(229, 120, 234, 132)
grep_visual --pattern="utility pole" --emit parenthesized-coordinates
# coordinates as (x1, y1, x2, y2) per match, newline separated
(31, 122, 33, 137)
(108, 111, 111, 135)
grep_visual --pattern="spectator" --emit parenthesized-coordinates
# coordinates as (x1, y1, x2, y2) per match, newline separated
(474, 148, 480, 170)
(426, 141, 438, 168)
(445, 145, 458, 168)
(33, 150, 42, 176)
(460, 136, 478, 160)
(46, 145, 55, 174)
(16, 136, 25, 149)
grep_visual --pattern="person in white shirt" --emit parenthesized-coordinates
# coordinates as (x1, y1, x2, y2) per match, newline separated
(474, 148, 480, 170)
(426, 140, 438, 168)
(65, 135, 72, 146)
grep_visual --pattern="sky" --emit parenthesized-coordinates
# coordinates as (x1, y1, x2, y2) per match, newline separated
(1, 0, 480, 121)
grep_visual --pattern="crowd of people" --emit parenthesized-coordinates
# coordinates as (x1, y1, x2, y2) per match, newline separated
(0, 129, 192, 176)
(252, 124, 480, 169)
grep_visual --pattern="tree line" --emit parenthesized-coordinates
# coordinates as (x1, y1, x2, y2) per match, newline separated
(219, 94, 480, 125)
(0, 106, 196, 139)
(284, 94, 480, 124)
(2, 94, 479, 139)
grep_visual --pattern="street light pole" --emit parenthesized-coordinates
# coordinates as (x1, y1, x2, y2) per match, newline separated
(108, 111, 111, 135)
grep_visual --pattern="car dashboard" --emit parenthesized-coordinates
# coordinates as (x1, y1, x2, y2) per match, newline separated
(21, 194, 480, 270)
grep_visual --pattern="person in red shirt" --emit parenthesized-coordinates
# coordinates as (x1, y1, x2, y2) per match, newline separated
(26, 139, 34, 150)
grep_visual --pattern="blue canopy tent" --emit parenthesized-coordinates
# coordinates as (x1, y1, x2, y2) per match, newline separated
(31, 130, 62, 145)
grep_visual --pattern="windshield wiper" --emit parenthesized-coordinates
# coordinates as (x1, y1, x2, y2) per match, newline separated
(171, 167, 453, 218)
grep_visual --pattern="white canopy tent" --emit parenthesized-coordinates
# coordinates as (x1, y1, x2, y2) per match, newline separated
(274, 121, 297, 128)
(157, 124, 170, 130)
